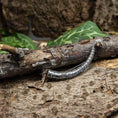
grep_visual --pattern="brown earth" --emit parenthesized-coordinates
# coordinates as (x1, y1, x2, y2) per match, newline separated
(0, 66, 118, 118)
(0, 0, 118, 39)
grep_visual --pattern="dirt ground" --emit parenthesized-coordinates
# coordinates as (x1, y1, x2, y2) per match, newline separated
(0, 65, 118, 118)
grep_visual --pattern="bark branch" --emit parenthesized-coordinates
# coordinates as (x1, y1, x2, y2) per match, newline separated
(0, 35, 118, 79)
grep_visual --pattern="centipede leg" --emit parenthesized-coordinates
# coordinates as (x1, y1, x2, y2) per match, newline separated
(40, 69, 48, 86)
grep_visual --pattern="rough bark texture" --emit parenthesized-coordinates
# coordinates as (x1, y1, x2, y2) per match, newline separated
(0, 0, 118, 39)
(0, 35, 118, 79)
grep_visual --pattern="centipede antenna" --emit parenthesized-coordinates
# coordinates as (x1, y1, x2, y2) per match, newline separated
(28, 16, 52, 41)
(28, 15, 33, 37)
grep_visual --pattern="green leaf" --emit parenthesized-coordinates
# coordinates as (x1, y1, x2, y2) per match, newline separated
(0, 50, 8, 54)
(0, 33, 38, 50)
(15, 33, 38, 49)
(47, 21, 109, 47)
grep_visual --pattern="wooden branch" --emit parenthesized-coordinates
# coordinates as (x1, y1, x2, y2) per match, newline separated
(0, 35, 118, 79)
(0, 44, 16, 53)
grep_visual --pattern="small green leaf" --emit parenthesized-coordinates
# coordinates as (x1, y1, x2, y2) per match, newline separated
(0, 50, 8, 54)
(0, 33, 38, 50)
(15, 33, 38, 49)
(47, 21, 109, 47)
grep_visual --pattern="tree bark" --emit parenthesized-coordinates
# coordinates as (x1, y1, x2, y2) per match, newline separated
(0, 35, 118, 79)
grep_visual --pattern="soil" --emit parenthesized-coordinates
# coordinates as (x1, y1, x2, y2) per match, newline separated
(0, 0, 118, 39)
(0, 66, 118, 118)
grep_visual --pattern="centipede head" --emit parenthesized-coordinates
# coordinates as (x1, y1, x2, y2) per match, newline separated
(95, 38, 103, 47)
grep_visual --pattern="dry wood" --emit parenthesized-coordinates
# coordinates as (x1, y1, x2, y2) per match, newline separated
(0, 35, 118, 79)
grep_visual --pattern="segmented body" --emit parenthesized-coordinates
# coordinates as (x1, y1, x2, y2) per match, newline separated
(46, 39, 102, 79)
